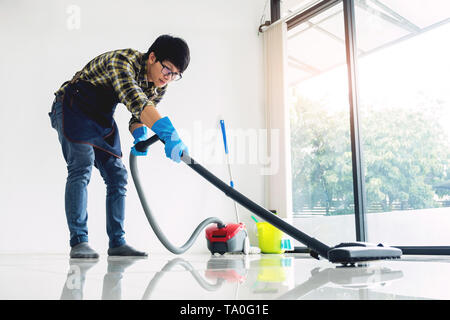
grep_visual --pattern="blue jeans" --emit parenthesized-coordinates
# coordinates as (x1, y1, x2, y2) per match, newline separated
(49, 98, 127, 248)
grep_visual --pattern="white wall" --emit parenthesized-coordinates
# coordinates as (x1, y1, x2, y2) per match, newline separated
(0, 0, 268, 254)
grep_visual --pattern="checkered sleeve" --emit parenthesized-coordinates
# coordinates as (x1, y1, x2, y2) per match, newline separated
(128, 84, 167, 131)
(107, 52, 154, 120)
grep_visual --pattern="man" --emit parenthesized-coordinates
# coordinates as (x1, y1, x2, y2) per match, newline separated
(49, 35, 190, 258)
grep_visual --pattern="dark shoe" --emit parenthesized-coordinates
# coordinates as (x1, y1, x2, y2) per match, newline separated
(70, 242, 99, 259)
(107, 244, 148, 257)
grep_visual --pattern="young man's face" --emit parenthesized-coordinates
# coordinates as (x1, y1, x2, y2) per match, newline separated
(147, 52, 180, 87)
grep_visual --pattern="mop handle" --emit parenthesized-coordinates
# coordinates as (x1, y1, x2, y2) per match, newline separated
(220, 120, 229, 155)
(220, 120, 234, 186)
(220, 120, 240, 222)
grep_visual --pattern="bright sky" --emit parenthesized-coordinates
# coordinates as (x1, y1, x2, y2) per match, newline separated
(290, 21, 450, 139)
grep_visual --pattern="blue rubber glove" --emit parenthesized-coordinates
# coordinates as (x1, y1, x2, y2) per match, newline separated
(131, 126, 150, 156)
(151, 116, 189, 163)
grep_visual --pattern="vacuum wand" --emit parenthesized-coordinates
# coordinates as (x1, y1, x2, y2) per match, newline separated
(135, 134, 331, 259)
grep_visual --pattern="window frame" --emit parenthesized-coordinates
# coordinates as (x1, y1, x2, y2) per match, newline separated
(281, 0, 450, 254)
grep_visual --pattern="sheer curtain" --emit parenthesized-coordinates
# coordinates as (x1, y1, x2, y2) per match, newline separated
(263, 21, 293, 219)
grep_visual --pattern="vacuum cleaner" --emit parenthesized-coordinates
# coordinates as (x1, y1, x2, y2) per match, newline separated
(205, 222, 249, 255)
(205, 119, 250, 255)
(130, 134, 402, 265)
(130, 120, 250, 256)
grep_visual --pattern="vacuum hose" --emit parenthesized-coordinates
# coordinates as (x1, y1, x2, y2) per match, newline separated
(129, 135, 224, 255)
(131, 134, 332, 260)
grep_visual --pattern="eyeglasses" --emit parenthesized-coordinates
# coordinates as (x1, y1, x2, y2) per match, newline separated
(159, 61, 182, 81)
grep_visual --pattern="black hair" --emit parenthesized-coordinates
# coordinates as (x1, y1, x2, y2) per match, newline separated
(143, 34, 190, 73)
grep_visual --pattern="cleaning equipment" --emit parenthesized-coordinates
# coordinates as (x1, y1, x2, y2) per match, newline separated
(203, 119, 250, 255)
(219, 119, 240, 222)
(130, 156, 223, 255)
(129, 126, 248, 255)
(219, 119, 258, 225)
(256, 210, 293, 253)
(205, 222, 248, 255)
(133, 135, 402, 265)
(256, 221, 285, 254)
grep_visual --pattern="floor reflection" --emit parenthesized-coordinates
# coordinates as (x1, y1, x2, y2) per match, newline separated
(60, 258, 99, 300)
(59, 254, 404, 300)
(142, 257, 225, 299)
(277, 263, 404, 299)
(61, 256, 147, 300)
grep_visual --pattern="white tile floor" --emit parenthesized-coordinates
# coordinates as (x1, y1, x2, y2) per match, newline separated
(1, 252, 450, 300)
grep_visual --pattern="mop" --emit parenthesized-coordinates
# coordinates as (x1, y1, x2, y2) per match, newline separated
(219, 119, 260, 255)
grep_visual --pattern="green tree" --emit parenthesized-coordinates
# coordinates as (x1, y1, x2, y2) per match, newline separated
(290, 96, 353, 215)
(361, 95, 450, 211)
(290, 93, 450, 215)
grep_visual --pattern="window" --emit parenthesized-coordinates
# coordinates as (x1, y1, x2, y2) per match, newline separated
(287, 1, 356, 245)
(286, 0, 450, 248)
(354, 0, 450, 245)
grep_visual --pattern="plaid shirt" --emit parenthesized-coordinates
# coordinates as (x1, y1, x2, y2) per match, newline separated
(56, 48, 167, 130)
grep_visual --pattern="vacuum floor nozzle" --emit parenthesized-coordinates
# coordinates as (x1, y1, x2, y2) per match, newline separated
(327, 242, 402, 265)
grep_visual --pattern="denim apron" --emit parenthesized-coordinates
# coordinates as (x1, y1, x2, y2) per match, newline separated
(59, 79, 122, 159)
